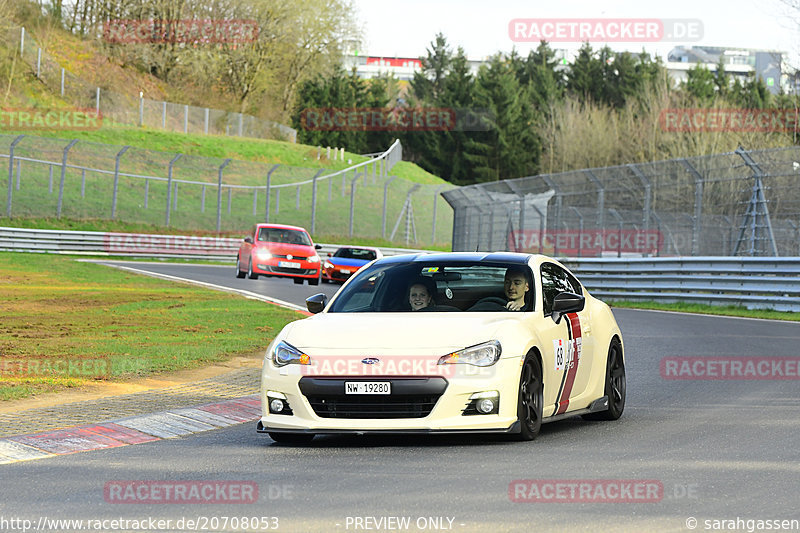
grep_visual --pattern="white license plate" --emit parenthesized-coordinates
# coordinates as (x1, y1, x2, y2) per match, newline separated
(345, 381, 390, 395)
(278, 261, 301, 269)
(339, 268, 351, 274)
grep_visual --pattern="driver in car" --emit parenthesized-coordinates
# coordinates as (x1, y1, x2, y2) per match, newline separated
(504, 267, 530, 311)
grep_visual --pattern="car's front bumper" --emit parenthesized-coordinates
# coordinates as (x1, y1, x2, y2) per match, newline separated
(258, 357, 522, 434)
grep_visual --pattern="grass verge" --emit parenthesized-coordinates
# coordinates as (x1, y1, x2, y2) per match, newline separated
(609, 300, 800, 321)
(0, 252, 303, 401)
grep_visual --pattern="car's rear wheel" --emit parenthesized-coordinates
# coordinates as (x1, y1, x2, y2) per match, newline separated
(514, 355, 543, 441)
(583, 338, 625, 421)
(247, 259, 258, 279)
(235, 256, 246, 278)
(268, 432, 314, 444)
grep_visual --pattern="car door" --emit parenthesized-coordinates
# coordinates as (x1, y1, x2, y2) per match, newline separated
(539, 262, 595, 415)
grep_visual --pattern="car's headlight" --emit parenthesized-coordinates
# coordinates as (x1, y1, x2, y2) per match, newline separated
(255, 249, 272, 260)
(307, 254, 320, 263)
(323, 261, 333, 269)
(272, 341, 311, 367)
(438, 340, 501, 367)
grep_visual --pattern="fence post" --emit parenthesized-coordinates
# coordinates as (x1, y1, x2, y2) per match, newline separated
(310, 169, 323, 234)
(20, 27, 24, 56)
(252, 188, 258, 216)
(110, 146, 130, 219)
(174, 182, 179, 211)
(431, 185, 447, 243)
(6, 135, 25, 217)
(328, 173, 332, 201)
(144, 179, 149, 209)
(680, 159, 704, 256)
(238, 114, 243, 136)
(15, 160, 20, 190)
(275, 189, 280, 214)
(80, 169, 85, 197)
(61, 68, 65, 96)
(165, 153, 182, 226)
(57, 139, 79, 217)
(608, 208, 624, 258)
(162, 101, 166, 129)
(541, 175, 562, 255)
(139, 92, 143, 126)
(349, 172, 361, 237)
(227, 187, 232, 214)
(201, 185, 206, 212)
(204, 108, 209, 135)
(382, 176, 396, 238)
(49, 165, 53, 194)
(95, 87, 100, 114)
(265, 164, 279, 222)
(36, 48, 41, 78)
(183, 105, 188, 133)
(583, 170, 605, 230)
(628, 164, 651, 232)
(217, 159, 231, 231)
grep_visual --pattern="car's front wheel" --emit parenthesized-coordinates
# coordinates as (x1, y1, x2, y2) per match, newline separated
(268, 432, 314, 444)
(247, 259, 258, 280)
(583, 338, 625, 421)
(514, 354, 543, 441)
(309, 270, 321, 285)
(235, 256, 246, 278)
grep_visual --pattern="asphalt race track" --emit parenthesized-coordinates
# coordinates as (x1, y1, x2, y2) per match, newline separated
(2, 261, 799, 533)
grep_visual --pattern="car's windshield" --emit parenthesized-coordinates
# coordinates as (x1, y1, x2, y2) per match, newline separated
(333, 248, 377, 261)
(327, 261, 534, 313)
(257, 227, 311, 245)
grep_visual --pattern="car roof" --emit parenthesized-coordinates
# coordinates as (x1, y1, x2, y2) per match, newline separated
(379, 251, 535, 265)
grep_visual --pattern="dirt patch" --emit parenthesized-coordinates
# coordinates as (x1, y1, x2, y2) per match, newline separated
(0, 350, 264, 414)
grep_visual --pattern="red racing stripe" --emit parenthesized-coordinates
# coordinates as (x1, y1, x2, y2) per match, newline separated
(555, 313, 582, 415)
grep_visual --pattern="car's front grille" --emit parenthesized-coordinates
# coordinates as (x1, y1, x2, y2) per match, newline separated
(273, 254, 308, 260)
(299, 377, 447, 419)
(306, 396, 440, 419)
(263, 266, 316, 275)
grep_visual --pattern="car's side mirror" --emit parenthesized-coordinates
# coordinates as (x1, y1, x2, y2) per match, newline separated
(327, 252, 332, 257)
(306, 293, 328, 314)
(552, 292, 585, 324)
(315, 244, 322, 250)
(244, 237, 253, 244)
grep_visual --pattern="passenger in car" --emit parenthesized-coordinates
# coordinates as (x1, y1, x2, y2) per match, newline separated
(408, 278, 434, 311)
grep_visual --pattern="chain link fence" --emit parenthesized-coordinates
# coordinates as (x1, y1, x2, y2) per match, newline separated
(443, 146, 800, 257)
(1, 134, 455, 247)
(11, 26, 296, 142)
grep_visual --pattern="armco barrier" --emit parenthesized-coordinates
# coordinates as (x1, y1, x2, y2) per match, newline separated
(563, 257, 800, 312)
(0, 226, 428, 260)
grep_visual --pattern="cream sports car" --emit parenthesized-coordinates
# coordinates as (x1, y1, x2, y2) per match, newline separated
(257, 252, 625, 443)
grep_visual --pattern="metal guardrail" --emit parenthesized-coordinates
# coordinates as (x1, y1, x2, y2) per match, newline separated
(563, 257, 800, 312)
(0, 226, 429, 260)
(3, 227, 796, 311)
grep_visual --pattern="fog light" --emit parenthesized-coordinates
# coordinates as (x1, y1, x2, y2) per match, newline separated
(477, 398, 495, 414)
(269, 399, 285, 413)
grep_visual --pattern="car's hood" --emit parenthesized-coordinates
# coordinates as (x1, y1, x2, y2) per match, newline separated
(327, 257, 368, 267)
(283, 313, 519, 355)
(257, 242, 316, 256)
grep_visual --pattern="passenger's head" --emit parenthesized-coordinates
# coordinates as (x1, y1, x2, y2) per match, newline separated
(504, 267, 530, 306)
(408, 277, 435, 311)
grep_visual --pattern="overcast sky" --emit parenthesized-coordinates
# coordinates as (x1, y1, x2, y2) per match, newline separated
(351, 0, 800, 67)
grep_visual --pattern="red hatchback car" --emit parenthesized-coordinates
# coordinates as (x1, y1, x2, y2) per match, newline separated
(236, 223, 322, 285)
